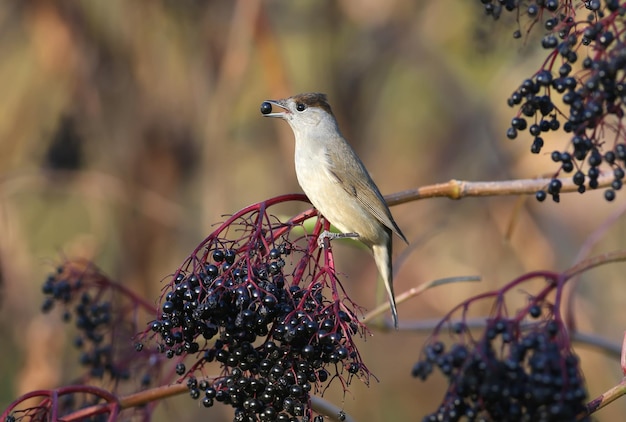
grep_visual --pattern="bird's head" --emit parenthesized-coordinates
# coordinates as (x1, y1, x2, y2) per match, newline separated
(261, 93, 338, 138)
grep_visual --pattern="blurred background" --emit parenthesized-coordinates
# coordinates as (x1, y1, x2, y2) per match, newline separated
(1, 0, 625, 420)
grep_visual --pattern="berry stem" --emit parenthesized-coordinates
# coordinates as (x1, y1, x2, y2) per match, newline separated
(188, 193, 310, 259)
(563, 249, 626, 279)
(621, 331, 626, 377)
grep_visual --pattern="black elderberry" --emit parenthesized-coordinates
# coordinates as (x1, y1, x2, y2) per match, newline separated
(260, 102, 273, 115)
(529, 124, 541, 136)
(563, 77, 577, 90)
(541, 35, 558, 49)
(605, 189, 616, 201)
(573, 171, 585, 186)
(205, 264, 219, 279)
(563, 91, 577, 106)
(531, 137, 544, 154)
(536, 70, 553, 86)
(604, 151, 616, 164)
(545, 0, 558, 11)
(41, 298, 55, 312)
(553, 78, 567, 93)
(507, 127, 518, 139)
(616, 144, 626, 160)
(529, 305, 542, 318)
(521, 78, 534, 93)
(224, 249, 236, 265)
(545, 17, 558, 30)
(205, 387, 217, 398)
(547, 179, 562, 195)
(509, 92, 523, 106)
(565, 49, 577, 65)
(558, 63, 572, 77)
(215, 389, 228, 402)
(588, 150, 602, 166)
(599, 31, 614, 48)
(538, 96, 554, 115)
(212, 250, 225, 262)
(511, 117, 527, 130)
(535, 190, 547, 202)
(188, 377, 199, 391)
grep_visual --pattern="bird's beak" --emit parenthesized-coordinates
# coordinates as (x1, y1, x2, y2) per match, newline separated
(261, 99, 289, 118)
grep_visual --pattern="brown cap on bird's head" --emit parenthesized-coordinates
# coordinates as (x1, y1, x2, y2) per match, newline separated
(290, 93, 334, 117)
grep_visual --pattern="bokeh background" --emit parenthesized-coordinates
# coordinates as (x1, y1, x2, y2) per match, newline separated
(1, 1, 625, 420)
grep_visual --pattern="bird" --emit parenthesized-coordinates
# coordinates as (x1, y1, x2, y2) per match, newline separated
(261, 92, 407, 328)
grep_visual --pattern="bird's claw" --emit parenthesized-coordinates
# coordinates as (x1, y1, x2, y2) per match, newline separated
(317, 230, 359, 248)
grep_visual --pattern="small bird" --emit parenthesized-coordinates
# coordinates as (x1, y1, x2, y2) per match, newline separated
(261, 93, 407, 328)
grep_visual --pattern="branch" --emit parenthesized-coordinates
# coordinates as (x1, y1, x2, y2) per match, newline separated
(583, 377, 626, 419)
(311, 396, 355, 422)
(47, 383, 189, 421)
(385, 174, 614, 205)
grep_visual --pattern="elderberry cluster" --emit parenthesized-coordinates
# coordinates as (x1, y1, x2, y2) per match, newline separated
(146, 240, 366, 421)
(477, 1, 626, 201)
(477, 0, 621, 24)
(413, 313, 588, 422)
(42, 267, 123, 380)
(41, 261, 157, 387)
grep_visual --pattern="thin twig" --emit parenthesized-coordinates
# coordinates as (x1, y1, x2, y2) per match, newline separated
(362, 276, 481, 327)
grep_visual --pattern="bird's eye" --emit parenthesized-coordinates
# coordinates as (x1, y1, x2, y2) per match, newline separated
(296, 103, 306, 112)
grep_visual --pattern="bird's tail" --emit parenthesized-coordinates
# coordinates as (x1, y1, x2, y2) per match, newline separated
(372, 241, 398, 329)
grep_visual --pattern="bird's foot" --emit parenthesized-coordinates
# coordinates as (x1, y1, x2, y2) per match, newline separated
(317, 230, 359, 248)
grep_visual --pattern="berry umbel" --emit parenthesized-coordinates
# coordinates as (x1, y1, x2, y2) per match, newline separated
(140, 194, 372, 420)
(413, 269, 589, 421)
(481, 0, 626, 202)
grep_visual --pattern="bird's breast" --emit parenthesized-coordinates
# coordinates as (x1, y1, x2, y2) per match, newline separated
(294, 144, 386, 246)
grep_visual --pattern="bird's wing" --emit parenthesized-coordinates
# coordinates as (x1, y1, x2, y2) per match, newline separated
(324, 143, 408, 243)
